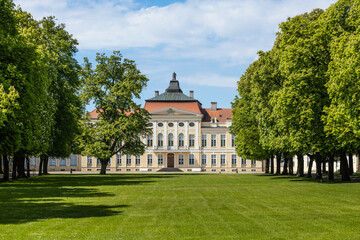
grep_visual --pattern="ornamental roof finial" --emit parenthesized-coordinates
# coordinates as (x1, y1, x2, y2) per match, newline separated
(172, 72, 177, 80)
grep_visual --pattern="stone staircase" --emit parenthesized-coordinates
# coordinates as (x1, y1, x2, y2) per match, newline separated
(157, 168, 183, 173)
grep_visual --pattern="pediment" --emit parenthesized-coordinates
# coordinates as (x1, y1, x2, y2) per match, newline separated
(150, 107, 200, 116)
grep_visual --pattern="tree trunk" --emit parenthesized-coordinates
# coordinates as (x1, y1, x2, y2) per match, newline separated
(12, 154, 17, 180)
(315, 154, 322, 180)
(328, 154, 334, 181)
(26, 155, 30, 178)
(100, 160, 108, 175)
(2, 154, 9, 182)
(276, 153, 281, 175)
(296, 154, 304, 177)
(0, 154, 3, 174)
(270, 155, 274, 174)
(340, 151, 351, 181)
(265, 158, 270, 173)
(348, 153, 354, 175)
(15, 151, 26, 178)
(39, 156, 43, 176)
(288, 156, 293, 175)
(322, 158, 326, 174)
(43, 155, 49, 175)
(281, 154, 288, 175)
(307, 155, 314, 178)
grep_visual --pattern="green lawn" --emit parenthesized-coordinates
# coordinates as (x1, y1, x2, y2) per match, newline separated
(0, 174, 360, 240)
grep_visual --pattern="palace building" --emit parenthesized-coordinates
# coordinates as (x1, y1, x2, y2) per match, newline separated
(25, 73, 265, 173)
(80, 73, 264, 173)
(23, 73, 360, 174)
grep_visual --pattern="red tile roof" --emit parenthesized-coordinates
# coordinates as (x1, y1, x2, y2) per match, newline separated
(89, 105, 233, 123)
(201, 108, 232, 122)
(144, 101, 203, 114)
(88, 109, 132, 119)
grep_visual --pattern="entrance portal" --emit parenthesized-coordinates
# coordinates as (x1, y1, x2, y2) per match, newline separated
(167, 153, 174, 168)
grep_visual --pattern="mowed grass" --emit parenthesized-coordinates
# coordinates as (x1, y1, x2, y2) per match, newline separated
(0, 174, 360, 240)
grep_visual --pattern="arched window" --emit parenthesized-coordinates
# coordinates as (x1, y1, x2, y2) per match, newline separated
(147, 135, 153, 147)
(168, 133, 174, 146)
(178, 133, 184, 147)
(158, 133, 163, 147)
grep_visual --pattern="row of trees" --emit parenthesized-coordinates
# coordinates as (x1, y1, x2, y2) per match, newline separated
(231, 0, 360, 181)
(0, 0, 83, 181)
(0, 0, 150, 179)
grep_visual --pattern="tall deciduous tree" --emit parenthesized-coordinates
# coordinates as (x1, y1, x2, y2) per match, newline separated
(80, 51, 151, 175)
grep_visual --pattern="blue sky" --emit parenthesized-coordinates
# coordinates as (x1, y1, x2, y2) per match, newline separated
(14, 0, 337, 111)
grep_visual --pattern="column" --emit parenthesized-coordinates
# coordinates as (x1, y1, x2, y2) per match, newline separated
(164, 121, 168, 149)
(185, 121, 189, 148)
(175, 122, 178, 148)
(195, 121, 199, 149)
(153, 121, 157, 148)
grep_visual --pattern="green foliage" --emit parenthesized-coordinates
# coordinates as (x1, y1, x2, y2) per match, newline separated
(80, 51, 151, 174)
(0, 84, 18, 127)
(323, 0, 360, 151)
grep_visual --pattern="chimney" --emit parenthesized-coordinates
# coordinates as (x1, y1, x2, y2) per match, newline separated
(211, 102, 217, 111)
(155, 91, 159, 97)
(189, 90, 194, 98)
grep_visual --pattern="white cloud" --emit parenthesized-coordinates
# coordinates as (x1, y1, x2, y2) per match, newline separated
(14, 0, 337, 88)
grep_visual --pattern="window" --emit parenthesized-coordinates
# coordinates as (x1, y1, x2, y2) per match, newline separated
(189, 122, 195, 127)
(168, 133, 174, 146)
(179, 122, 184, 127)
(147, 135, 153, 147)
(178, 133, 184, 147)
(148, 123, 153, 127)
(241, 158, 246, 165)
(201, 154, 207, 165)
(158, 154, 163, 165)
(220, 134, 226, 147)
(60, 158, 67, 166)
(97, 158, 100, 164)
(70, 155, 78, 166)
(211, 134, 216, 147)
(87, 156, 92, 164)
(136, 155, 140, 165)
(189, 135, 195, 147)
(201, 134, 207, 147)
(251, 169, 256, 172)
(189, 154, 195, 165)
(168, 122, 174, 127)
(158, 133, 163, 147)
(251, 160, 256, 165)
(147, 154, 153, 165)
(178, 154, 184, 165)
(220, 154, 226, 165)
(232, 135, 236, 147)
(231, 154, 237, 165)
(49, 157, 56, 166)
(116, 155, 122, 165)
(126, 155, 131, 165)
(158, 122, 163, 127)
(211, 154, 216, 165)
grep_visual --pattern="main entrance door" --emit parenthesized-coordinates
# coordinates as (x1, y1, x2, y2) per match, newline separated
(167, 153, 174, 168)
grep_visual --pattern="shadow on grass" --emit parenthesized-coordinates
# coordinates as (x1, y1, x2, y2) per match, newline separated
(0, 174, 172, 225)
(255, 173, 360, 184)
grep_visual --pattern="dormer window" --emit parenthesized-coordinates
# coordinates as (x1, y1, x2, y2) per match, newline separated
(211, 117, 217, 123)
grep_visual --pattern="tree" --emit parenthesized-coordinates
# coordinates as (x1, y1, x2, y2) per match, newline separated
(33, 17, 83, 175)
(79, 51, 151, 175)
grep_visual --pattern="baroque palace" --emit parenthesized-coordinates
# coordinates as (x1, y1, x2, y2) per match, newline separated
(28, 73, 265, 173)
